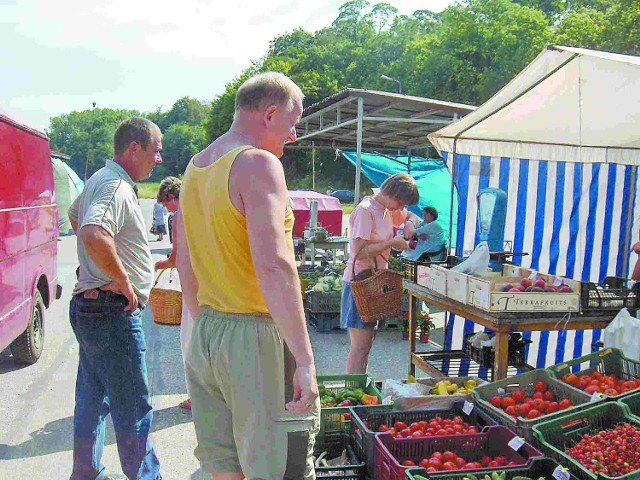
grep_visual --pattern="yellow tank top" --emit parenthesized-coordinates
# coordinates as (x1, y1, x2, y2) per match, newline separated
(180, 146, 295, 314)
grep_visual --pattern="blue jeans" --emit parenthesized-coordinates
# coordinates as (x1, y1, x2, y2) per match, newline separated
(69, 291, 161, 480)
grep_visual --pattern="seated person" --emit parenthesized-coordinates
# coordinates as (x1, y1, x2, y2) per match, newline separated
(402, 206, 447, 262)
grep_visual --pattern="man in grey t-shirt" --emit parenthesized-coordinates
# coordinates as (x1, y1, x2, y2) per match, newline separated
(68, 117, 163, 480)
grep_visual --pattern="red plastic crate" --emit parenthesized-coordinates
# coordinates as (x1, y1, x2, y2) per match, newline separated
(374, 425, 542, 480)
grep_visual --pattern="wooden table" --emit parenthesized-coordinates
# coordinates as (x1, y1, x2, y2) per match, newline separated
(404, 280, 615, 380)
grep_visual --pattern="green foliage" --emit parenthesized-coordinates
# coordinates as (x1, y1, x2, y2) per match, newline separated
(152, 123, 207, 180)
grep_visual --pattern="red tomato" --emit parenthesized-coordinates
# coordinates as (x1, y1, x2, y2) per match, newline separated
(562, 373, 579, 386)
(436, 429, 448, 436)
(441, 451, 457, 463)
(584, 385, 601, 395)
(409, 422, 421, 432)
(443, 461, 456, 471)
(531, 398, 546, 410)
(546, 401, 559, 413)
(455, 457, 467, 467)
(527, 409, 541, 419)
(490, 396, 502, 408)
(400, 428, 412, 437)
(388, 429, 398, 438)
(394, 421, 408, 431)
(402, 460, 416, 467)
(532, 391, 544, 400)
(378, 424, 388, 432)
(505, 406, 517, 417)
(428, 458, 443, 469)
(501, 396, 516, 408)
(604, 388, 619, 396)
(558, 398, 572, 409)
(534, 381, 547, 392)
(411, 430, 425, 437)
(516, 403, 532, 417)
(418, 421, 428, 430)
(512, 390, 526, 403)
(419, 459, 430, 468)
(543, 390, 555, 401)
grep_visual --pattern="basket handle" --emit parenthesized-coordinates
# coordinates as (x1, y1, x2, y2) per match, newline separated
(153, 268, 174, 287)
(351, 245, 382, 280)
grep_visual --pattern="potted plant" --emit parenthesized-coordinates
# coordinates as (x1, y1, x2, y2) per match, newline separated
(417, 311, 435, 343)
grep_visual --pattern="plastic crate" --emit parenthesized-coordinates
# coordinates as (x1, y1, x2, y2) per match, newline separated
(349, 401, 498, 479)
(533, 402, 640, 480)
(318, 374, 384, 435)
(463, 332, 532, 368)
(309, 311, 342, 333)
(307, 290, 342, 313)
(313, 432, 366, 479)
(405, 457, 579, 480)
(547, 348, 640, 399)
(580, 276, 640, 313)
(473, 369, 597, 444)
(619, 389, 640, 421)
(374, 425, 542, 480)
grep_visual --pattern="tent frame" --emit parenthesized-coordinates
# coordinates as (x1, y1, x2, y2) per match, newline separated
(293, 88, 476, 204)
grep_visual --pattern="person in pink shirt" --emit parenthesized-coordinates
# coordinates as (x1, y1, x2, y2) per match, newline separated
(341, 173, 422, 373)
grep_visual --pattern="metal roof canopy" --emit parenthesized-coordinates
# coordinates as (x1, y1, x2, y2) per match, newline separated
(293, 88, 476, 202)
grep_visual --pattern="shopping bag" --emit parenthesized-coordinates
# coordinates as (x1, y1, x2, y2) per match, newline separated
(602, 307, 640, 360)
(451, 241, 490, 276)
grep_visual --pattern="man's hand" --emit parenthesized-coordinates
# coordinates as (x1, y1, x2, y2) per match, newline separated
(100, 277, 138, 312)
(403, 221, 416, 240)
(632, 241, 640, 254)
(285, 364, 319, 415)
(155, 259, 169, 271)
(391, 235, 410, 251)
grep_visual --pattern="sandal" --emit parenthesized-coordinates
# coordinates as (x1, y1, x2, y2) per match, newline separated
(178, 398, 192, 410)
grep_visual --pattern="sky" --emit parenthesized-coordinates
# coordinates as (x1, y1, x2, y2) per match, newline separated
(1, 0, 455, 131)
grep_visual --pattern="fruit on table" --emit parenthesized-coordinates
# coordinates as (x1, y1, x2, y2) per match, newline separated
(431, 379, 476, 395)
(560, 370, 640, 396)
(414, 474, 546, 480)
(501, 276, 574, 293)
(403, 451, 521, 473)
(486, 383, 574, 419)
(378, 415, 480, 438)
(566, 423, 640, 477)
(361, 393, 379, 405)
(318, 384, 369, 408)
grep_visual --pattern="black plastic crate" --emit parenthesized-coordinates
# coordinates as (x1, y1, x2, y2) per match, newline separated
(309, 311, 341, 333)
(463, 332, 532, 368)
(580, 276, 640, 313)
(306, 290, 342, 313)
(401, 256, 461, 283)
(313, 432, 365, 479)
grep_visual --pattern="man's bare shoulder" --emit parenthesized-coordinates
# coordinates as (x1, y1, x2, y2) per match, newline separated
(235, 148, 284, 177)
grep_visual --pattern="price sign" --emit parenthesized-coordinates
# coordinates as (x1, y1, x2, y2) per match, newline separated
(497, 387, 506, 395)
(463, 401, 474, 415)
(553, 466, 571, 480)
(382, 396, 393, 405)
(508, 436, 525, 451)
(590, 391, 603, 402)
(366, 377, 372, 388)
(528, 270, 538, 279)
(553, 277, 563, 287)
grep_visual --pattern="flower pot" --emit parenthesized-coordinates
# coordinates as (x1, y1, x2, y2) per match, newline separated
(402, 331, 409, 340)
(419, 333, 430, 343)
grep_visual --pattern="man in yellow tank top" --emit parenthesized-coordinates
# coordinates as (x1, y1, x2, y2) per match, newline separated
(176, 72, 319, 480)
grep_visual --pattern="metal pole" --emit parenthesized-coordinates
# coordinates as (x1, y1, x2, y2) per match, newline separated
(621, 166, 638, 277)
(407, 149, 412, 175)
(354, 97, 364, 206)
(312, 141, 316, 191)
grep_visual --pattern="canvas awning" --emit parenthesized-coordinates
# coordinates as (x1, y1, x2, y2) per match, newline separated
(429, 45, 640, 165)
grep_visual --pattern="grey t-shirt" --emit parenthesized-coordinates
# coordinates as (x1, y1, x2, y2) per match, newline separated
(69, 160, 153, 303)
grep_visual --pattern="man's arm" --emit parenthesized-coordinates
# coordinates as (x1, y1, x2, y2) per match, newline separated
(174, 211, 200, 319)
(632, 258, 640, 281)
(239, 150, 317, 414)
(68, 196, 80, 235)
(79, 225, 137, 311)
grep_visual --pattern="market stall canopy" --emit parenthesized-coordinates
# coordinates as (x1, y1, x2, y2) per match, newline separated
(429, 45, 640, 165)
(295, 88, 476, 150)
(289, 190, 342, 238)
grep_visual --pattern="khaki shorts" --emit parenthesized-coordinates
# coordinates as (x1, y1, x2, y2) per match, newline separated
(185, 307, 320, 479)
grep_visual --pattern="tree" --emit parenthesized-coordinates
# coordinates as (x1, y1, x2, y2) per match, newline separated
(553, 7, 605, 48)
(155, 123, 207, 179)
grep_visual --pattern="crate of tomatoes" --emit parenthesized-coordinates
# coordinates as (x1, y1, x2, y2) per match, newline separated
(374, 425, 542, 480)
(473, 369, 597, 443)
(533, 402, 640, 480)
(349, 400, 498, 479)
(547, 348, 640, 400)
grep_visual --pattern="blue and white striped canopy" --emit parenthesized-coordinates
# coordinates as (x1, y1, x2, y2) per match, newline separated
(442, 152, 639, 370)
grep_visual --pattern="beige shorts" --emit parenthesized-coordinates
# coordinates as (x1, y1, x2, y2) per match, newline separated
(185, 307, 320, 479)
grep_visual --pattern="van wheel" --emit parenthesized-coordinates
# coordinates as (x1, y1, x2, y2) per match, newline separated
(10, 290, 45, 364)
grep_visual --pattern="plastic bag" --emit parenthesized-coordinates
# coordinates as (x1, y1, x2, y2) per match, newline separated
(452, 241, 490, 276)
(602, 308, 640, 360)
(382, 376, 487, 410)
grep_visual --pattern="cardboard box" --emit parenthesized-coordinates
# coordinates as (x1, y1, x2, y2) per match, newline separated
(416, 264, 433, 288)
(429, 265, 448, 295)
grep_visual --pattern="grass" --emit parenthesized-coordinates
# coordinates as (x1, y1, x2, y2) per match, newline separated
(137, 182, 161, 199)
(341, 204, 355, 214)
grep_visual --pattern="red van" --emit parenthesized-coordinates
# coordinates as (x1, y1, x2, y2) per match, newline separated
(0, 113, 61, 364)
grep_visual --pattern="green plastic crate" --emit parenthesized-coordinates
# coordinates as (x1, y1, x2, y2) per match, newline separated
(619, 390, 640, 422)
(473, 369, 597, 444)
(533, 402, 640, 480)
(547, 348, 640, 399)
(318, 374, 384, 435)
(405, 457, 579, 479)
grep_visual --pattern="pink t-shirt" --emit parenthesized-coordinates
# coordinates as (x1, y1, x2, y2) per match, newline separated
(343, 196, 407, 282)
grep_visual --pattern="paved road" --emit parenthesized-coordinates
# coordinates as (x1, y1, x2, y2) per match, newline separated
(0, 199, 439, 479)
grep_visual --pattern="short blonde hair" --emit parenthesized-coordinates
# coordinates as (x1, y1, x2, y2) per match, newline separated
(235, 72, 304, 113)
(157, 176, 181, 202)
(381, 173, 419, 206)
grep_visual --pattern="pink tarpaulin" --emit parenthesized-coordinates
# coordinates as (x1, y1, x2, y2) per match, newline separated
(289, 191, 343, 238)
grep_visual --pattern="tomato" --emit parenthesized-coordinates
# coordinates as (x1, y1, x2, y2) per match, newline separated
(546, 401, 559, 413)
(563, 373, 579, 386)
(531, 398, 546, 410)
(411, 430, 424, 437)
(394, 421, 407, 431)
(400, 428, 412, 437)
(534, 381, 547, 392)
(532, 391, 544, 400)
(388, 429, 398, 438)
(516, 403, 532, 417)
(419, 459, 430, 468)
(543, 390, 555, 401)
(436, 429, 448, 436)
(501, 396, 516, 408)
(512, 390, 525, 403)
(505, 406, 517, 417)
(488, 460, 499, 468)
(443, 461, 456, 471)
(402, 460, 416, 467)
(481, 456, 492, 466)
(490, 396, 502, 408)
(453, 416, 464, 424)
(558, 398, 572, 409)
(428, 458, 443, 469)
(584, 385, 601, 395)
(604, 388, 619, 396)
(495, 456, 507, 466)
(441, 451, 457, 463)
(426, 467, 438, 473)
(409, 422, 420, 432)
(464, 463, 477, 470)
(526, 409, 540, 419)
(418, 421, 428, 430)
(378, 424, 388, 432)
(455, 457, 467, 467)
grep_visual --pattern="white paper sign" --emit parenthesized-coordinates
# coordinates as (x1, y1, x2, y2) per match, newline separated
(508, 436, 525, 451)
(528, 270, 538, 279)
(590, 391, 603, 402)
(382, 396, 393, 405)
(553, 277, 563, 287)
(463, 401, 474, 415)
(497, 387, 506, 395)
(553, 465, 571, 480)
(366, 377, 372, 388)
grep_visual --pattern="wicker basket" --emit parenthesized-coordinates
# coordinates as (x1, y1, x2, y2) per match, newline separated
(349, 247, 402, 323)
(149, 269, 182, 326)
